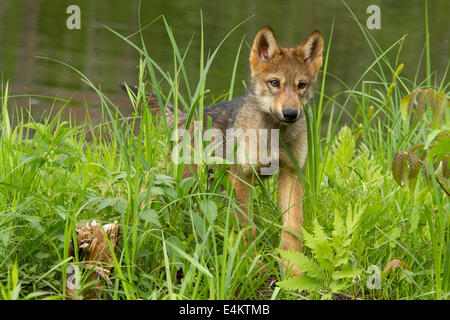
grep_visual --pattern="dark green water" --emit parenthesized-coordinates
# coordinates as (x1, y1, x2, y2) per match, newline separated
(0, 0, 448, 124)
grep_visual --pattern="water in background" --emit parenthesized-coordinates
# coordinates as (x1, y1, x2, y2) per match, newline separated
(0, 0, 448, 126)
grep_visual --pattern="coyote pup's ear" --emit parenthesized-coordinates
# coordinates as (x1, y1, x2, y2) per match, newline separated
(250, 26, 281, 64)
(297, 30, 324, 70)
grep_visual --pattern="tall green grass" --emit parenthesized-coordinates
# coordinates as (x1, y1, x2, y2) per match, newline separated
(0, 1, 448, 300)
(294, 0, 449, 299)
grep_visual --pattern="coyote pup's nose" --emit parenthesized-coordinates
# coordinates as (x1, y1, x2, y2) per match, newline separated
(282, 109, 299, 122)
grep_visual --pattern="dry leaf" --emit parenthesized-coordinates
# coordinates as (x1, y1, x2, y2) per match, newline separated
(383, 259, 411, 273)
(67, 220, 120, 299)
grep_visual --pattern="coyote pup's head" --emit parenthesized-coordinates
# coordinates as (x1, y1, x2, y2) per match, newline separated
(249, 26, 324, 124)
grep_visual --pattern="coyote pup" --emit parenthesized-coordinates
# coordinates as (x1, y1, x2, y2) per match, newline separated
(124, 26, 324, 274)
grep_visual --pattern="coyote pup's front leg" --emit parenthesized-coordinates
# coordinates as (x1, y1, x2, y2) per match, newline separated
(229, 166, 257, 243)
(278, 166, 304, 276)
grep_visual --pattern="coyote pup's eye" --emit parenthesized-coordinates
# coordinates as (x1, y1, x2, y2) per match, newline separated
(269, 80, 280, 88)
(298, 82, 307, 89)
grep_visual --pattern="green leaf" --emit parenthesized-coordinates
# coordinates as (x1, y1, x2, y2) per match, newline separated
(425, 129, 444, 149)
(277, 275, 324, 291)
(332, 211, 346, 239)
(150, 186, 165, 196)
(0, 230, 10, 246)
(12, 261, 19, 286)
(303, 221, 334, 271)
(427, 136, 450, 163)
(329, 280, 347, 293)
(154, 174, 175, 186)
(399, 93, 412, 120)
(346, 204, 365, 236)
(140, 209, 161, 227)
(388, 226, 402, 248)
(332, 126, 355, 175)
(334, 255, 350, 268)
(278, 250, 325, 279)
(113, 199, 128, 215)
(190, 211, 206, 240)
(392, 152, 408, 186)
(416, 89, 426, 122)
(302, 227, 315, 250)
(332, 268, 361, 280)
(179, 176, 196, 193)
(24, 216, 43, 232)
(312, 219, 329, 243)
(407, 153, 422, 192)
(199, 199, 217, 224)
(408, 207, 420, 234)
(36, 252, 49, 260)
(430, 91, 448, 129)
(331, 211, 346, 250)
(313, 242, 334, 270)
(96, 197, 117, 212)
